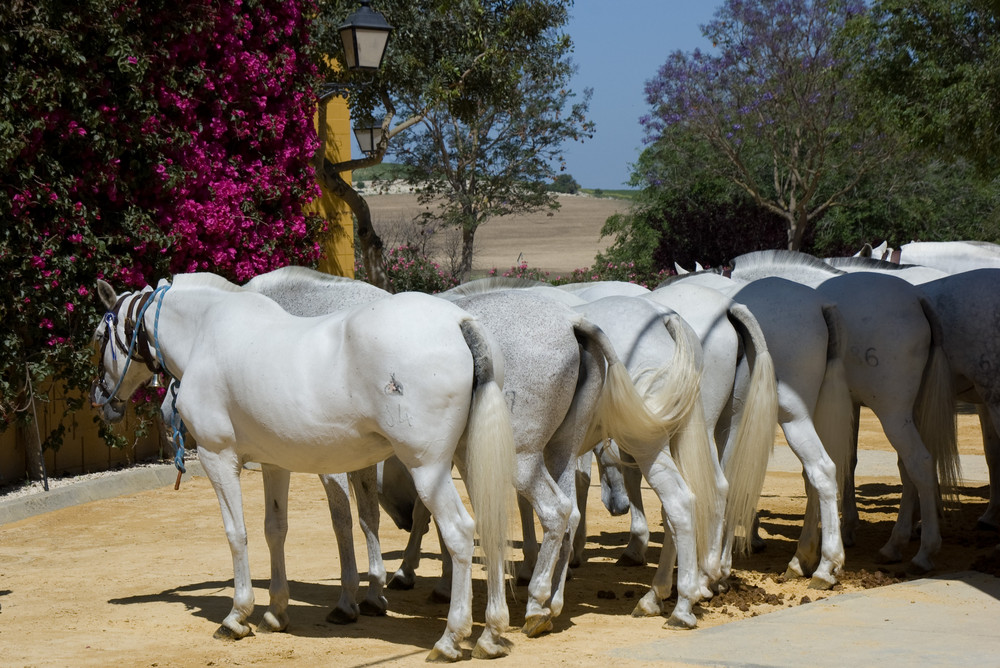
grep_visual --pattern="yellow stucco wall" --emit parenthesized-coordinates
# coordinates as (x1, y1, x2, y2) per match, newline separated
(309, 95, 355, 278)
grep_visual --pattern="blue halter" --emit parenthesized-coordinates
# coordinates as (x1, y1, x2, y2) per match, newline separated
(98, 284, 188, 473)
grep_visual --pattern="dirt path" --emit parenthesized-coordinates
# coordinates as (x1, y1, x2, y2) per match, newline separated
(0, 411, 995, 667)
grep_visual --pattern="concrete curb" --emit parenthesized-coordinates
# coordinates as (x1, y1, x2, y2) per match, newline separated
(0, 460, 204, 526)
(612, 571, 1000, 667)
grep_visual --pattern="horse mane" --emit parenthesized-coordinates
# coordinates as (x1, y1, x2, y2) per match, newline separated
(826, 257, 916, 272)
(655, 267, 725, 289)
(732, 250, 844, 275)
(444, 277, 548, 298)
(171, 272, 245, 292)
(244, 265, 359, 291)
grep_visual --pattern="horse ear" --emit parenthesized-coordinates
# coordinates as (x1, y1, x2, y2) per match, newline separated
(96, 279, 118, 310)
(858, 243, 873, 258)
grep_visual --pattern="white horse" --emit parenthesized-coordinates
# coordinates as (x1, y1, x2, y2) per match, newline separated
(560, 281, 779, 588)
(91, 273, 517, 661)
(730, 250, 960, 573)
(244, 267, 392, 625)
(662, 271, 854, 587)
(827, 264, 1000, 540)
(896, 240, 1000, 274)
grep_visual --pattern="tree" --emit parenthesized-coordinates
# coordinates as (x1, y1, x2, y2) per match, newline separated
(548, 174, 581, 194)
(855, 0, 1000, 177)
(311, 0, 590, 286)
(641, 0, 896, 250)
(391, 27, 592, 280)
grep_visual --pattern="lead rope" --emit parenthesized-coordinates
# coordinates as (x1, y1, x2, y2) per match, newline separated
(151, 287, 189, 489)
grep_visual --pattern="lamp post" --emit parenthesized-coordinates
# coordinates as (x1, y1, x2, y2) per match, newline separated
(338, 0, 393, 72)
(353, 123, 383, 157)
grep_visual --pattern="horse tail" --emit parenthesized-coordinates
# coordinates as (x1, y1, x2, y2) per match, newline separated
(723, 303, 779, 554)
(577, 314, 714, 559)
(580, 313, 701, 460)
(915, 296, 960, 499)
(459, 319, 518, 603)
(813, 304, 855, 496)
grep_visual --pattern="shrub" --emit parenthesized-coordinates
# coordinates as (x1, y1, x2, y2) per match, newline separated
(1, 0, 322, 448)
(355, 245, 459, 294)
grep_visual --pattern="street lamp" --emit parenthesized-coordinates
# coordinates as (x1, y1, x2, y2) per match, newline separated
(339, 0, 393, 71)
(353, 123, 383, 156)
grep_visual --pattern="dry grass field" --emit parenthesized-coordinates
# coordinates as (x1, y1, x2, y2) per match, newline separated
(366, 192, 631, 278)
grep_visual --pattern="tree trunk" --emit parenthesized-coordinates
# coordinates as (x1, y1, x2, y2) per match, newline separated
(459, 223, 477, 284)
(18, 416, 48, 488)
(320, 160, 391, 292)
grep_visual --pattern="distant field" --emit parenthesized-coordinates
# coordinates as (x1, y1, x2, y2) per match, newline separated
(366, 193, 632, 278)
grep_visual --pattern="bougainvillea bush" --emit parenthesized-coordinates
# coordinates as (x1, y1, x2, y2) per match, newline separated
(1, 0, 323, 447)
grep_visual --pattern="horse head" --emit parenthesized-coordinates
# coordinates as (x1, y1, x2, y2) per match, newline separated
(90, 278, 164, 423)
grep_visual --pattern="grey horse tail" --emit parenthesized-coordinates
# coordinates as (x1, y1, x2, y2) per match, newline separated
(821, 303, 847, 363)
(916, 295, 960, 496)
(726, 303, 767, 368)
(570, 317, 622, 379)
(460, 318, 498, 390)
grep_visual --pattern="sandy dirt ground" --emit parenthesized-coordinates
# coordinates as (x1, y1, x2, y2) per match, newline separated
(0, 411, 997, 667)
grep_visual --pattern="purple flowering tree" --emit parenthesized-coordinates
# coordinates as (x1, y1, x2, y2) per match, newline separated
(641, 0, 894, 250)
(1, 0, 322, 455)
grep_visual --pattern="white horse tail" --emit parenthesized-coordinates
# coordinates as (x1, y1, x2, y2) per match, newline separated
(459, 319, 518, 589)
(723, 303, 779, 554)
(813, 304, 855, 495)
(915, 297, 960, 497)
(668, 393, 719, 562)
(580, 314, 702, 460)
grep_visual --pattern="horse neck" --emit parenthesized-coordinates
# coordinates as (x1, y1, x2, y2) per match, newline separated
(140, 286, 219, 381)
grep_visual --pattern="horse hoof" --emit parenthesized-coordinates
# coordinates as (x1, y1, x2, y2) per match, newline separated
(426, 643, 462, 663)
(808, 575, 837, 590)
(907, 558, 933, 576)
(615, 552, 645, 567)
(665, 612, 697, 629)
(522, 615, 553, 638)
(326, 607, 359, 625)
(428, 589, 451, 605)
(713, 578, 731, 595)
(782, 565, 804, 581)
(751, 536, 767, 553)
(213, 624, 252, 641)
(359, 597, 388, 617)
(386, 575, 414, 591)
(256, 611, 289, 633)
(874, 550, 902, 565)
(472, 635, 513, 659)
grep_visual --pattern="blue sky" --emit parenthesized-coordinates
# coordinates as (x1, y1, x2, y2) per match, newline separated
(562, 2, 721, 189)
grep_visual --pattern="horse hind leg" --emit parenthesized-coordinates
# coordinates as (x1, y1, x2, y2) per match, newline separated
(259, 465, 292, 633)
(348, 466, 389, 617)
(975, 403, 1000, 532)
